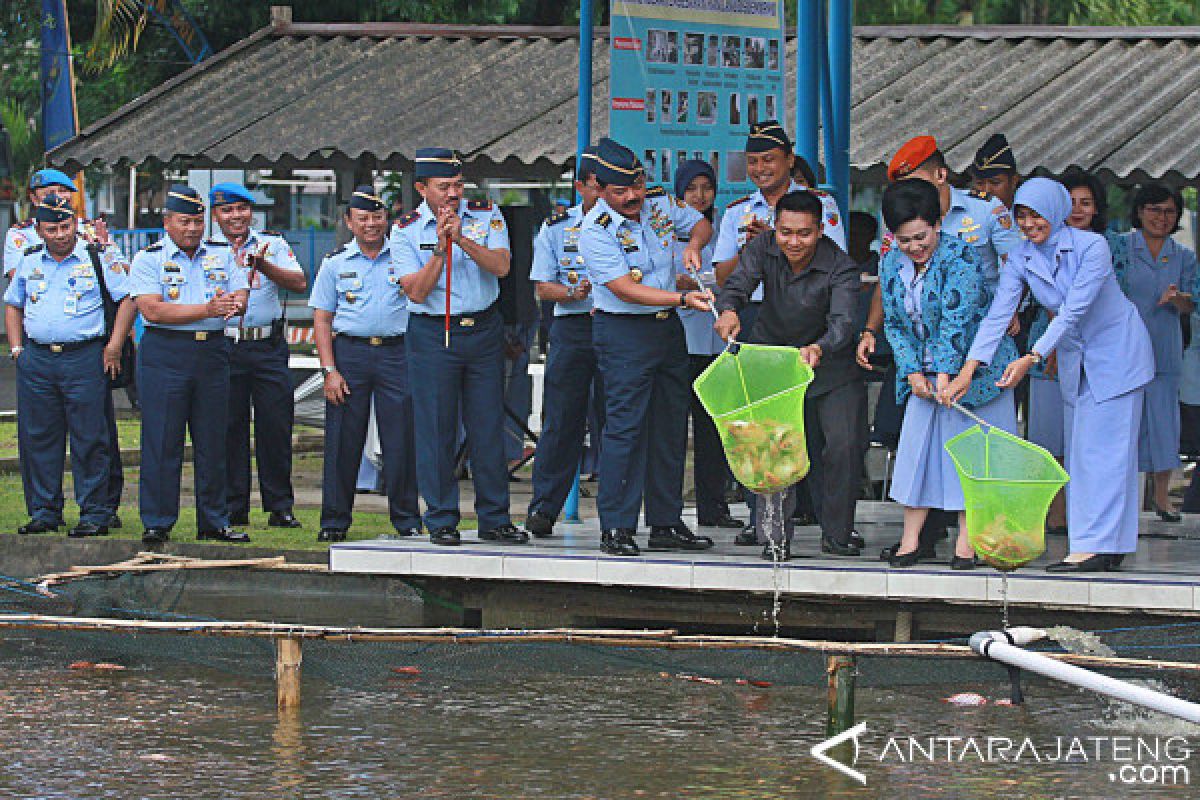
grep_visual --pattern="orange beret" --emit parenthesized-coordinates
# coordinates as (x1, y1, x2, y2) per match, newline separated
(888, 135, 938, 182)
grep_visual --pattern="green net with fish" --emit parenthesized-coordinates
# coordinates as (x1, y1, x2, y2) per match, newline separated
(945, 424, 1069, 571)
(692, 344, 813, 493)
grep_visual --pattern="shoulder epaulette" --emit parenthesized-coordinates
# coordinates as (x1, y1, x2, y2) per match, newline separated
(325, 244, 349, 259)
(260, 229, 282, 237)
(725, 195, 751, 209)
(467, 199, 493, 211)
(204, 239, 230, 247)
(595, 212, 612, 228)
(546, 210, 570, 226)
(143, 242, 163, 253)
(23, 243, 44, 256)
(394, 211, 420, 229)
(646, 186, 667, 198)
(810, 188, 830, 198)
(967, 189, 994, 201)
(14, 219, 34, 230)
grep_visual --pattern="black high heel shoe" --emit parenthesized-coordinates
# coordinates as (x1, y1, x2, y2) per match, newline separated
(888, 548, 920, 568)
(1045, 554, 1110, 573)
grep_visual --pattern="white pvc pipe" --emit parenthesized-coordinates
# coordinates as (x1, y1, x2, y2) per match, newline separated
(970, 629, 1200, 724)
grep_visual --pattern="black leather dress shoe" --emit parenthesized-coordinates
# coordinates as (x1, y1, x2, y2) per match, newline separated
(1045, 554, 1110, 573)
(647, 523, 714, 551)
(879, 540, 936, 562)
(479, 524, 530, 544)
(761, 541, 791, 561)
(734, 525, 759, 546)
(1154, 505, 1182, 523)
(198, 528, 250, 543)
(601, 528, 640, 556)
(524, 511, 555, 538)
(18, 519, 58, 535)
(269, 510, 302, 528)
(108, 513, 122, 529)
(430, 527, 461, 546)
(228, 513, 250, 526)
(848, 530, 865, 549)
(820, 536, 861, 557)
(141, 527, 170, 545)
(318, 528, 347, 543)
(68, 522, 109, 538)
(950, 555, 978, 570)
(1107, 554, 1126, 569)
(698, 513, 743, 529)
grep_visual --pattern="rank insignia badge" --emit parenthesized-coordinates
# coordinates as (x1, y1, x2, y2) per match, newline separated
(629, 267, 644, 283)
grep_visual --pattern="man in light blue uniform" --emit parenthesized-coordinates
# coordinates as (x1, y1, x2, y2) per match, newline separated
(208, 182, 308, 529)
(5, 169, 130, 530)
(4, 194, 136, 537)
(310, 186, 420, 542)
(128, 186, 250, 545)
(523, 146, 605, 538)
(578, 137, 715, 557)
(393, 148, 527, 547)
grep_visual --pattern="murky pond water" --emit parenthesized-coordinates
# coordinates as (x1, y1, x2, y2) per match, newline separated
(3, 632, 1200, 798)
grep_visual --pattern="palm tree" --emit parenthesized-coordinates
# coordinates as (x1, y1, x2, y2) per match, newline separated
(86, 0, 148, 68)
(0, 99, 42, 217)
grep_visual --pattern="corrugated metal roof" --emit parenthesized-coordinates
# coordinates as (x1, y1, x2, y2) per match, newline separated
(49, 23, 1200, 183)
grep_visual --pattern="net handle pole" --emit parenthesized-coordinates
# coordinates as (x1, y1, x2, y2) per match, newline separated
(951, 401, 990, 430)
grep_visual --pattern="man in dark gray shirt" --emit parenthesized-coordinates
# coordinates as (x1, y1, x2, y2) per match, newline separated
(715, 190, 865, 559)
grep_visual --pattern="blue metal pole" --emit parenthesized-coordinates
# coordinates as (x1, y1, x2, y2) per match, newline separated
(794, 0, 821, 170)
(817, 5, 836, 195)
(576, 0, 595, 172)
(828, 0, 853, 215)
(563, 466, 582, 524)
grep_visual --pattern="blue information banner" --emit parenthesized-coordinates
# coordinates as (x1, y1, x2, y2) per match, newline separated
(609, 0, 785, 208)
(40, 0, 77, 151)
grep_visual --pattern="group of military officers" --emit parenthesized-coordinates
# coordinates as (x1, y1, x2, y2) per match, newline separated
(4, 125, 1023, 558)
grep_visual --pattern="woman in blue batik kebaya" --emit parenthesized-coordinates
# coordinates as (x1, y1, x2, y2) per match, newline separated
(878, 179, 1018, 570)
(946, 178, 1154, 573)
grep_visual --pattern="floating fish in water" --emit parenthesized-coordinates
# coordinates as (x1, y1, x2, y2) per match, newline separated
(734, 679, 773, 688)
(68, 661, 125, 671)
(944, 692, 988, 706)
(390, 666, 421, 675)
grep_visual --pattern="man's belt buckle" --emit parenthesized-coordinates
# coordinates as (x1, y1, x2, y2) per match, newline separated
(195, 331, 209, 342)
(369, 336, 384, 346)
(50, 344, 63, 353)
(655, 310, 670, 320)
(459, 317, 475, 327)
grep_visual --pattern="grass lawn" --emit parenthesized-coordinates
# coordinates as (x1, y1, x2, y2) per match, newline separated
(0, 418, 141, 459)
(0, 467, 472, 552)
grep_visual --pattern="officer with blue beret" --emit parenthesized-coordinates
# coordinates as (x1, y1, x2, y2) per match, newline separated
(4, 194, 137, 536)
(208, 182, 308, 529)
(128, 186, 250, 545)
(392, 148, 528, 546)
(5, 169, 131, 530)
(577, 137, 715, 556)
(523, 146, 605, 538)
(309, 186, 421, 542)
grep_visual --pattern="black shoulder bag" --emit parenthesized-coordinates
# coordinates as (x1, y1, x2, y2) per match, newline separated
(87, 243, 136, 389)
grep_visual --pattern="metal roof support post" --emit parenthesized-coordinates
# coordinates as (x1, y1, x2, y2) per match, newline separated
(795, 0, 821, 171)
(816, 5, 835, 192)
(827, 0, 853, 214)
(576, 0, 594, 180)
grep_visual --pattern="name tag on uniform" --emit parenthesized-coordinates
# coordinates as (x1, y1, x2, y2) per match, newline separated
(63, 294, 78, 315)
(338, 271, 358, 279)
(420, 242, 436, 251)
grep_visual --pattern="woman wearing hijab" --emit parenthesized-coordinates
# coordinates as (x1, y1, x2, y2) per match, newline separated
(1118, 184, 1196, 522)
(672, 159, 742, 530)
(945, 178, 1154, 572)
(879, 180, 1018, 569)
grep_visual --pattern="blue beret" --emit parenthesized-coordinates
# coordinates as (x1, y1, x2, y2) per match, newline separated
(33, 193, 75, 223)
(30, 168, 77, 192)
(164, 185, 206, 215)
(588, 138, 645, 187)
(746, 120, 791, 154)
(971, 133, 1017, 178)
(414, 147, 463, 179)
(210, 182, 255, 207)
(347, 185, 385, 212)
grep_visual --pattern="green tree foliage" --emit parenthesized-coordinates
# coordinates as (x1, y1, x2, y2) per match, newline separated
(856, 0, 1200, 25)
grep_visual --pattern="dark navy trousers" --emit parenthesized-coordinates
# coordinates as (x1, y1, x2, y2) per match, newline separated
(322, 336, 419, 531)
(137, 330, 231, 533)
(227, 335, 295, 518)
(528, 313, 602, 520)
(16, 340, 111, 525)
(104, 388, 123, 514)
(592, 311, 690, 530)
(406, 308, 510, 531)
(688, 354, 733, 523)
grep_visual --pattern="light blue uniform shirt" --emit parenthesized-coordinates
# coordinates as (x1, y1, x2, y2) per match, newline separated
(530, 204, 592, 316)
(712, 181, 847, 303)
(308, 239, 409, 337)
(128, 236, 247, 332)
(209, 227, 304, 328)
(390, 199, 510, 316)
(4, 238, 130, 343)
(5, 219, 129, 278)
(579, 190, 703, 315)
(943, 187, 1020, 288)
(674, 237, 723, 355)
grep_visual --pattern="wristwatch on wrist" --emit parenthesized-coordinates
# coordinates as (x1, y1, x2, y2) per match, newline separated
(565, 285, 576, 300)
(432, 247, 446, 258)
(9, 346, 23, 360)
(1027, 350, 1044, 365)
(678, 291, 689, 308)
(320, 365, 338, 378)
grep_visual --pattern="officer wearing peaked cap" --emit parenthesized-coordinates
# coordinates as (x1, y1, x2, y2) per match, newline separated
(969, 133, 1020, 211)
(5, 170, 80, 280)
(392, 149, 528, 547)
(128, 186, 250, 545)
(4, 194, 137, 537)
(578, 137, 715, 557)
(523, 146, 606, 538)
(209, 182, 308, 530)
(309, 186, 421, 542)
